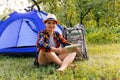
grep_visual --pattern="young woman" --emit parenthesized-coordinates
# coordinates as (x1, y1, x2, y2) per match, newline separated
(34, 14, 78, 72)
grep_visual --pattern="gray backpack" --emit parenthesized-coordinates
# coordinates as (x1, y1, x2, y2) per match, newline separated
(62, 24, 88, 60)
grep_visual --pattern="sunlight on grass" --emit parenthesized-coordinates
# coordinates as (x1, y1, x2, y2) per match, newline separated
(88, 43, 120, 54)
(0, 43, 120, 80)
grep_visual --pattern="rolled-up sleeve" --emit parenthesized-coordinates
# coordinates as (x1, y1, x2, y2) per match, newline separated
(56, 31, 71, 45)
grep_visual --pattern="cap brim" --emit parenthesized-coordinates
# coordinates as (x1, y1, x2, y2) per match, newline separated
(43, 20, 59, 24)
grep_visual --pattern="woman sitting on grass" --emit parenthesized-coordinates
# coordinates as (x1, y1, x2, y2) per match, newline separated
(34, 13, 78, 72)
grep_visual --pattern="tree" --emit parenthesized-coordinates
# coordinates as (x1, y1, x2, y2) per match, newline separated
(75, 0, 93, 25)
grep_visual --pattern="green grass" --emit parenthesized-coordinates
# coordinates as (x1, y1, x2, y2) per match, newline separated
(0, 44, 120, 80)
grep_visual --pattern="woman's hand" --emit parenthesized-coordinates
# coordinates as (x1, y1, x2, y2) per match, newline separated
(58, 47, 79, 54)
(73, 47, 79, 52)
(51, 47, 68, 54)
(51, 46, 79, 54)
(56, 48, 68, 54)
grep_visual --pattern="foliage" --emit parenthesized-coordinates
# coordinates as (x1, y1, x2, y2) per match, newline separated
(35, 0, 119, 28)
(0, 44, 120, 80)
(0, 0, 30, 20)
(1, 0, 119, 27)
(34, 0, 120, 44)
(86, 26, 120, 44)
(75, 0, 94, 24)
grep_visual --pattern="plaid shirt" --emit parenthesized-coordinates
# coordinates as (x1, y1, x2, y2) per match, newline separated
(34, 29, 71, 65)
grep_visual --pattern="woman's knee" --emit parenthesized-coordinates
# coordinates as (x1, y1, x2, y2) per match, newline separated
(38, 51, 50, 65)
(45, 52, 62, 65)
(71, 52, 77, 56)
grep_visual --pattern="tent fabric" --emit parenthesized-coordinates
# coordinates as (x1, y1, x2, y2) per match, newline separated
(0, 10, 62, 56)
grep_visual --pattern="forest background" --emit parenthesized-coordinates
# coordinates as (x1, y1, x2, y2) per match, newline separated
(0, 0, 119, 44)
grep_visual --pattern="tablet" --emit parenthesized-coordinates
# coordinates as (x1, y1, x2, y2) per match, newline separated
(65, 44, 81, 52)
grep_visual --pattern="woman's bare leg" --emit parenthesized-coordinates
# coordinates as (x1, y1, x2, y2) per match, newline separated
(38, 51, 77, 71)
(38, 51, 62, 65)
(58, 53, 68, 61)
(38, 51, 50, 65)
(57, 52, 77, 71)
(45, 52, 62, 65)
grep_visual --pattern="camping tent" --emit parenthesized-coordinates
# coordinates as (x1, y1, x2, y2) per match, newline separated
(0, 10, 62, 56)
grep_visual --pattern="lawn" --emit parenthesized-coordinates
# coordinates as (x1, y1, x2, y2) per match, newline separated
(0, 43, 120, 80)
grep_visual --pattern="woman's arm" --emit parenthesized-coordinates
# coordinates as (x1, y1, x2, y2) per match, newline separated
(36, 32, 52, 52)
(51, 47, 67, 54)
(56, 31, 71, 45)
